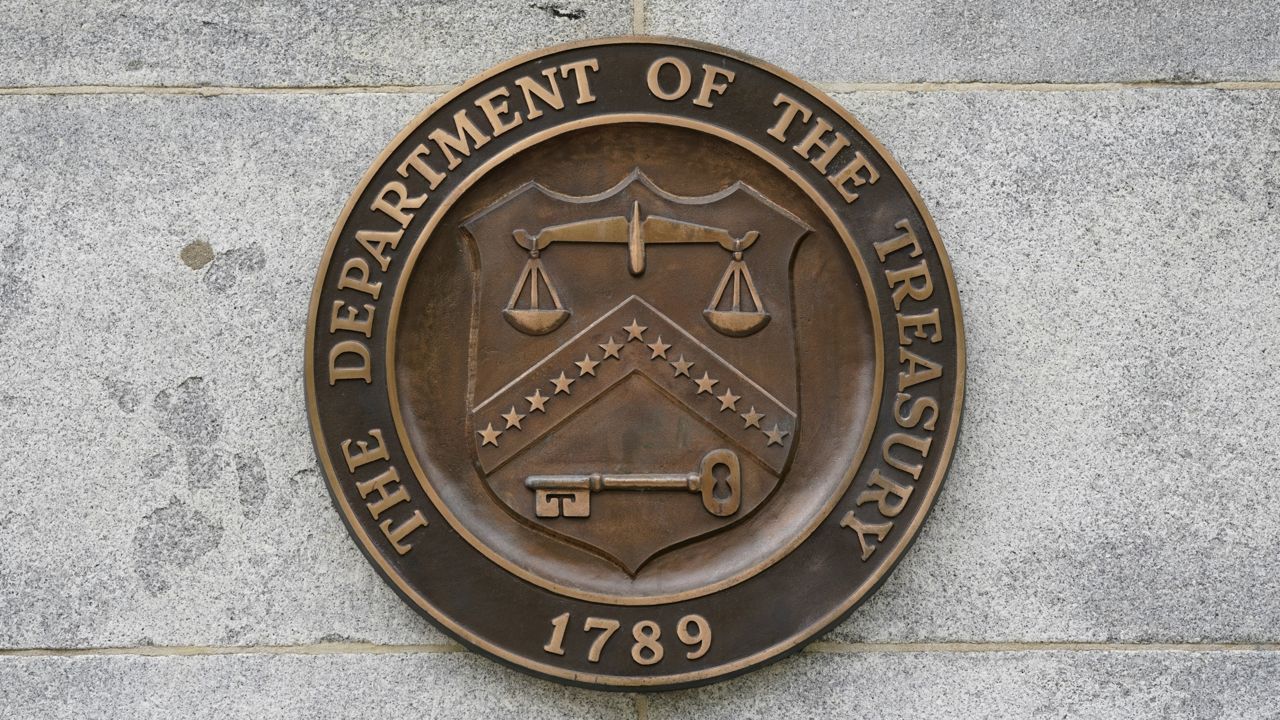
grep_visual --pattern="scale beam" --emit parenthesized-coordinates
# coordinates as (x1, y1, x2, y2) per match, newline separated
(513, 202, 758, 275)
(505, 202, 770, 338)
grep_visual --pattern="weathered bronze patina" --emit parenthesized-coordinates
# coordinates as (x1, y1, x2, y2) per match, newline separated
(306, 37, 964, 690)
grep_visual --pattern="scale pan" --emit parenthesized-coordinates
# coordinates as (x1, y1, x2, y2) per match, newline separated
(504, 308, 570, 335)
(704, 309, 770, 337)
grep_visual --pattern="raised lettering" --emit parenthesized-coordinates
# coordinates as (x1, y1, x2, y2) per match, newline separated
(381, 510, 428, 555)
(793, 116, 850, 174)
(885, 260, 934, 309)
(856, 469, 914, 518)
(560, 59, 599, 104)
(355, 228, 403, 272)
(840, 511, 892, 561)
(370, 181, 426, 229)
(874, 219, 922, 262)
(893, 392, 939, 431)
(693, 64, 735, 108)
(897, 308, 942, 345)
(428, 110, 491, 170)
(647, 56, 692, 101)
(328, 340, 371, 385)
(899, 347, 943, 390)
(767, 93, 812, 142)
(356, 466, 409, 520)
(828, 150, 879, 203)
(882, 432, 932, 480)
(340, 428, 389, 472)
(475, 86, 523, 136)
(336, 257, 381, 299)
(514, 68, 566, 119)
(330, 300, 375, 337)
(396, 144, 447, 191)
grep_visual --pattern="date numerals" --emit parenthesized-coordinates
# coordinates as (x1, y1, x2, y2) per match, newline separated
(543, 612, 711, 665)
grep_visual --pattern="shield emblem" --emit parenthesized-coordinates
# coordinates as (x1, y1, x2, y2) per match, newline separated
(462, 170, 810, 575)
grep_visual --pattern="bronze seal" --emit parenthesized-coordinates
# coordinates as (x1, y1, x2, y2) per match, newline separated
(306, 37, 964, 689)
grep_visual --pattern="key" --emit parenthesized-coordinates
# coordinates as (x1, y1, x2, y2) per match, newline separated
(526, 448, 741, 519)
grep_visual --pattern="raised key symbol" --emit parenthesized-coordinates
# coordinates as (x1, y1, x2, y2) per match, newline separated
(526, 449, 741, 519)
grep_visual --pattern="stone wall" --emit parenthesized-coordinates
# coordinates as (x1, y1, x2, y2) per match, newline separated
(2, 1, 1278, 717)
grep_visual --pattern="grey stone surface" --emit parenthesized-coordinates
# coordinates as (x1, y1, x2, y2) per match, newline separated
(649, 0, 1280, 83)
(0, 651, 636, 719)
(828, 88, 1280, 643)
(1, 87, 1279, 654)
(0, 93, 444, 649)
(3, 649, 1276, 718)
(0, 0, 631, 88)
(647, 650, 1280, 719)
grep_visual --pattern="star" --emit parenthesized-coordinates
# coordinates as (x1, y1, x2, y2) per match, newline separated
(647, 336, 670, 359)
(598, 337, 623, 359)
(670, 355, 694, 377)
(575, 354, 600, 377)
(501, 406, 525, 430)
(763, 424, 789, 447)
(695, 372, 718, 394)
(477, 422, 502, 447)
(525, 389, 548, 413)
(624, 319, 647, 341)
(741, 407, 765, 429)
(551, 371, 575, 395)
(717, 389, 740, 412)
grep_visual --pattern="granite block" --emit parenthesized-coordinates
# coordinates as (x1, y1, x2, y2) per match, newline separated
(0, 0, 631, 87)
(0, 651, 634, 719)
(647, 649, 1280, 719)
(0, 93, 443, 648)
(648, 0, 1280, 83)
(826, 88, 1280, 643)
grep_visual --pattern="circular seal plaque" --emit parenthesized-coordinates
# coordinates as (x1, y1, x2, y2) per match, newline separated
(307, 37, 964, 689)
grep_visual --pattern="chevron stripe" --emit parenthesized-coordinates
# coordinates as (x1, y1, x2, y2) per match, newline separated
(472, 295, 796, 474)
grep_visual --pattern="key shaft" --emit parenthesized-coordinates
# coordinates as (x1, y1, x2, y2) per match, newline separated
(526, 472, 701, 492)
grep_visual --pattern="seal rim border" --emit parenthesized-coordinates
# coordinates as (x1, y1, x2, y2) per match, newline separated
(304, 35, 966, 690)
